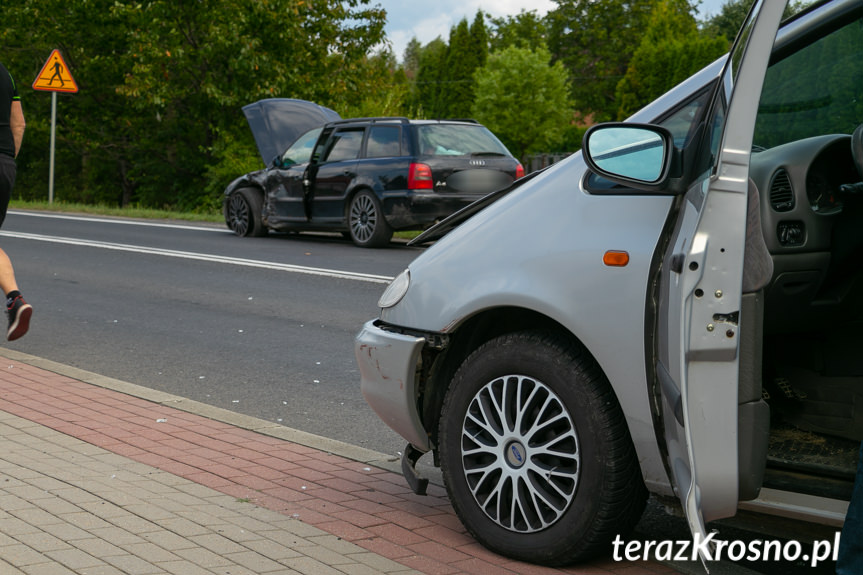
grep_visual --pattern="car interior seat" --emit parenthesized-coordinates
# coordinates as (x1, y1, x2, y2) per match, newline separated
(737, 178, 774, 500)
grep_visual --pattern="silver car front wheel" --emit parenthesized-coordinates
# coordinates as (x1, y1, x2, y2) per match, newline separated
(439, 331, 646, 566)
(461, 374, 579, 532)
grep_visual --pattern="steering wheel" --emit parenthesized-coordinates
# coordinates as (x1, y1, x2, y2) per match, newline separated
(853, 123, 863, 179)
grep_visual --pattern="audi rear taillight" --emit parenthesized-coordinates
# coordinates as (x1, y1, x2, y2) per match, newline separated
(408, 163, 433, 190)
(516, 163, 525, 179)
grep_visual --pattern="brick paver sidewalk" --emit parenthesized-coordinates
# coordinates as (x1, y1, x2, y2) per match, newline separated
(0, 350, 678, 575)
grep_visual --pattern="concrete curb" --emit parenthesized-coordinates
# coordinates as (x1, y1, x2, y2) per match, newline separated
(0, 348, 406, 477)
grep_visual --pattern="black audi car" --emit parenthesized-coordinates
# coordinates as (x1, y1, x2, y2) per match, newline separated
(224, 99, 524, 247)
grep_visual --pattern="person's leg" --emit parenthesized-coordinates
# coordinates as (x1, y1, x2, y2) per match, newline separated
(837, 442, 863, 574)
(0, 155, 30, 341)
(0, 247, 19, 295)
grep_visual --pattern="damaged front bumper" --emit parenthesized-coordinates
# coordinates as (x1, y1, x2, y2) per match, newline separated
(355, 319, 431, 452)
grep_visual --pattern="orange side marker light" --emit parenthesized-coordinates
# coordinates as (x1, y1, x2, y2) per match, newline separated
(603, 251, 630, 267)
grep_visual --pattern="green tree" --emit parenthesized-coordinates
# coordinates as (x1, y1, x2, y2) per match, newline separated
(0, 0, 386, 211)
(342, 48, 411, 119)
(488, 10, 549, 52)
(471, 46, 572, 159)
(616, 0, 727, 118)
(0, 0, 139, 206)
(403, 38, 422, 80)
(547, 0, 658, 123)
(412, 11, 489, 119)
(415, 37, 449, 118)
(401, 38, 423, 116)
(469, 11, 490, 69)
(445, 19, 475, 118)
(701, 0, 809, 43)
(701, 0, 755, 42)
(113, 0, 386, 209)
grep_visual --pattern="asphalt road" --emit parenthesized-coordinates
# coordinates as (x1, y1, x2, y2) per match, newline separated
(0, 210, 844, 575)
(0, 210, 422, 464)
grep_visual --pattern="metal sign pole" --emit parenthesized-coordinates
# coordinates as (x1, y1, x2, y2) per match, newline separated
(32, 49, 79, 205)
(49, 91, 56, 204)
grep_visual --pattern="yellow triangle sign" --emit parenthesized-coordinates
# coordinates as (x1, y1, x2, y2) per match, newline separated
(33, 49, 78, 93)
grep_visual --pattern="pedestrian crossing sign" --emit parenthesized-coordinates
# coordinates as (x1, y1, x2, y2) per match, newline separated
(32, 49, 78, 93)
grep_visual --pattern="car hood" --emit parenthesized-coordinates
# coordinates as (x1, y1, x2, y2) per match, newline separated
(242, 98, 341, 166)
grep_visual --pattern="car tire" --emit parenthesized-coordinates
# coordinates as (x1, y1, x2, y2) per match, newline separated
(348, 190, 392, 248)
(225, 187, 267, 237)
(438, 331, 647, 566)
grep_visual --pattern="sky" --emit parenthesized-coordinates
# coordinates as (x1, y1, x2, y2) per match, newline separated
(374, 0, 728, 60)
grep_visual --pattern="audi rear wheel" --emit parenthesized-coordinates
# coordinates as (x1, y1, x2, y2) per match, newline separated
(348, 191, 392, 248)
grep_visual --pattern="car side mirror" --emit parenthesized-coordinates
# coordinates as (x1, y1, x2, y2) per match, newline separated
(582, 123, 675, 192)
(271, 155, 282, 168)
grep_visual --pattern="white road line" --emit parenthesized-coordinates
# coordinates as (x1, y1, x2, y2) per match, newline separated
(0, 231, 395, 284)
(8, 210, 232, 232)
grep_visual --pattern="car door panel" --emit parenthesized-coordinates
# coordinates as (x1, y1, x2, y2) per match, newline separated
(312, 160, 359, 221)
(656, 0, 787, 558)
(307, 128, 364, 222)
(266, 165, 307, 222)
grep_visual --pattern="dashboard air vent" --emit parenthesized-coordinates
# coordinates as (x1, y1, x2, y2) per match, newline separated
(769, 169, 794, 212)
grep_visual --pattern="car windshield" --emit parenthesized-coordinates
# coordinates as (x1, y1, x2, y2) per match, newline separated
(753, 14, 863, 150)
(416, 124, 511, 157)
(281, 127, 322, 166)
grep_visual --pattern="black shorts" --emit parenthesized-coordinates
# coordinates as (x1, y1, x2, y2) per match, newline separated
(0, 154, 14, 229)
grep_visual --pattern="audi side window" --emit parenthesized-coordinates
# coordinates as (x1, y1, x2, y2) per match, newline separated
(311, 128, 333, 163)
(366, 126, 401, 158)
(280, 128, 322, 167)
(323, 129, 364, 163)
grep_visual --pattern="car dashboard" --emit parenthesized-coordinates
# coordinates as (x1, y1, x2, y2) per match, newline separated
(749, 134, 863, 333)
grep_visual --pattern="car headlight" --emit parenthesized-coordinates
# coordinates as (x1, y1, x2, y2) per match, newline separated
(378, 269, 410, 309)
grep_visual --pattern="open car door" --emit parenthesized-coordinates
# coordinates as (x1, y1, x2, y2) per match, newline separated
(654, 0, 787, 559)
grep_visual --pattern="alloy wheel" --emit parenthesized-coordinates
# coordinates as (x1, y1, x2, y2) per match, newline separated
(350, 193, 378, 244)
(228, 193, 250, 236)
(461, 374, 580, 533)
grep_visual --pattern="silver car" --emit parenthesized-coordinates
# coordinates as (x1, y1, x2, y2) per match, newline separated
(356, 0, 863, 566)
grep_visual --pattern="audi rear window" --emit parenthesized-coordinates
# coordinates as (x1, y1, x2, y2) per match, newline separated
(416, 124, 512, 157)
